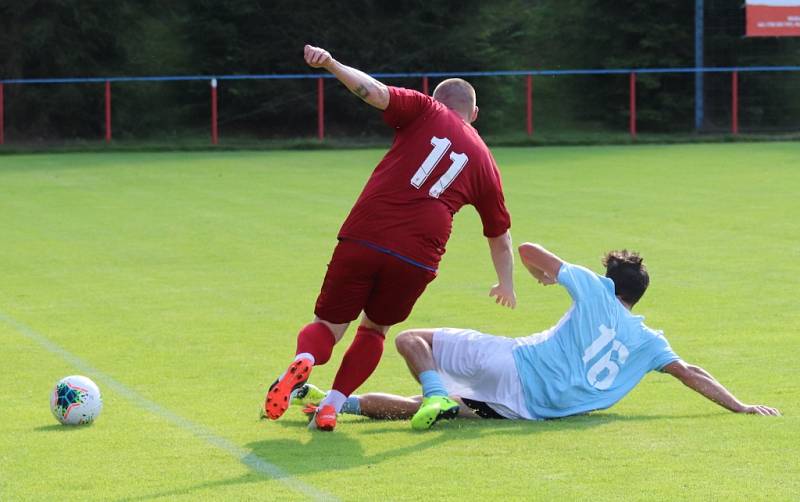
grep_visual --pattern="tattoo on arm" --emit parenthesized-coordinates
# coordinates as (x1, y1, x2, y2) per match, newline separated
(353, 84, 370, 101)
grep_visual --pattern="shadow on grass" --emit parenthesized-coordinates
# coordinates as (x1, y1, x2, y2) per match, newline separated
(112, 472, 271, 502)
(113, 410, 721, 501)
(33, 423, 96, 432)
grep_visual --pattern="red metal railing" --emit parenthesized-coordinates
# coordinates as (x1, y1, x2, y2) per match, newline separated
(1, 66, 796, 145)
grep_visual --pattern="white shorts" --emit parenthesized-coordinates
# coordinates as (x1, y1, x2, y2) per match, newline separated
(432, 328, 534, 420)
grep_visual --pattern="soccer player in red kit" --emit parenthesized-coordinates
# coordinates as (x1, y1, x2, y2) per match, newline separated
(264, 45, 516, 431)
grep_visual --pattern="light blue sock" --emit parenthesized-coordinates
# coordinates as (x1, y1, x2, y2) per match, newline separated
(419, 370, 448, 398)
(340, 396, 362, 415)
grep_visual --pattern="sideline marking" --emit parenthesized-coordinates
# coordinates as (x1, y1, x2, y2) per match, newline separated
(1, 311, 337, 501)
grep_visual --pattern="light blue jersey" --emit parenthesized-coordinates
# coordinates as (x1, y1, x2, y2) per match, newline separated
(512, 262, 680, 419)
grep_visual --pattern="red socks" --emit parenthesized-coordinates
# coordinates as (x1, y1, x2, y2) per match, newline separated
(331, 326, 386, 396)
(295, 322, 336, 366)
(294, 323, 385, 396)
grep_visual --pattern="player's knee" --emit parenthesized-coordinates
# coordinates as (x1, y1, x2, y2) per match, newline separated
(395, 330, 417, 355)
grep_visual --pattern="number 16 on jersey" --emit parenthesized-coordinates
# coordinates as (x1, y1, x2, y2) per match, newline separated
(582, 325, 630, 390)
(410, 136, 469, 198)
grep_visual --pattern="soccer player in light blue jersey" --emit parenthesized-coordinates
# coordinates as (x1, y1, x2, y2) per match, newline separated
(297, 243, 780, 429)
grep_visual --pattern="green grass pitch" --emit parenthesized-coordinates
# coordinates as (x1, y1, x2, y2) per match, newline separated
(1, 143, 798, 500)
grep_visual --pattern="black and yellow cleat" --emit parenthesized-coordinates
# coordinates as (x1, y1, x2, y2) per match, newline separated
(291, 383, 327, 407)
(410, 396, 460, 430)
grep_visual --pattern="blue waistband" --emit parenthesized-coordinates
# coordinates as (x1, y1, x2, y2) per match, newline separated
(341, 238, 438, 273)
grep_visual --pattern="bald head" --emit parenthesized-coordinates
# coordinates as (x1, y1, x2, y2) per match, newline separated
(432, 78, 478, 122)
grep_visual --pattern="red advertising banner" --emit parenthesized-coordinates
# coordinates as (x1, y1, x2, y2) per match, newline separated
(746, 1, 800, 37)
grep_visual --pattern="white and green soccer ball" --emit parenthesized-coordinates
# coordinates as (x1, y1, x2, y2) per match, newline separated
(50, 375, 103, 425)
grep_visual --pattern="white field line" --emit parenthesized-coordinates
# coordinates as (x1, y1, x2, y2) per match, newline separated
(1, 311, 337, 502)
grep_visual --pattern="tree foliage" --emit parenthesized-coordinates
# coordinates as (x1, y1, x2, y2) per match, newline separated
(0, 0, 797, 139)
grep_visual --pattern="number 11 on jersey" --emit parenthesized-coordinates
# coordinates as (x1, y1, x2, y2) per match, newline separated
(410, 136, 469, 198)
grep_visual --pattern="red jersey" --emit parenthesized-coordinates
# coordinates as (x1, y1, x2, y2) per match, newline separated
(338, 86, 511, 269)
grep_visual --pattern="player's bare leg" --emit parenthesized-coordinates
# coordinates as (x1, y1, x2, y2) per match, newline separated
(312, 317, 349, 342)
(395, 329, 437, 381)
(312, 314, 390, 431)
(359, 394, 422, 419)
(335, 393, 479, 420)
(264, 317, 348, 421)
(395, 329, 461, 429)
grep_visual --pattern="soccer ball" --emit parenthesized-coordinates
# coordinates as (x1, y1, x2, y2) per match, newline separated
(50, 375, 103, 425)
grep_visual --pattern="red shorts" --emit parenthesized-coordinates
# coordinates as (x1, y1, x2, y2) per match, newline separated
(314, 240, 437, 326)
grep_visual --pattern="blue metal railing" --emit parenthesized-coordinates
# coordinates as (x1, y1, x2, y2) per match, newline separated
(2, 66, 800, 85)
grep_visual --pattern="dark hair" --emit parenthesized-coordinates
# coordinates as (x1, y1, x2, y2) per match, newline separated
(602, 250, 649, 306)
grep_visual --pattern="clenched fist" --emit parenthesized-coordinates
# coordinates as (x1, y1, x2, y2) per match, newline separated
(304, 45, 334, 69)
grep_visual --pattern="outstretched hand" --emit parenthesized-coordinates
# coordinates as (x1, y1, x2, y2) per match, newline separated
(489, 284, 516, 309)
(304, 44, 334, 69)
(738, 404, 781, 416)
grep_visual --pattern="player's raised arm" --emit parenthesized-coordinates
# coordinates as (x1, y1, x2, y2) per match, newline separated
(662, 360, 780, 416)
(304, 44, 390, 110)
(488, 230, 516, 308)
(518, 242, 563, 286)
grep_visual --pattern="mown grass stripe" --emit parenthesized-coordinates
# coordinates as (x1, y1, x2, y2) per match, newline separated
(0, 310, 338, 502)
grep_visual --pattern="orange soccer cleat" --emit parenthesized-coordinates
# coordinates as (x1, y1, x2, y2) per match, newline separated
(264, 358, 313, 420)
(308, 403, 337, 431)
